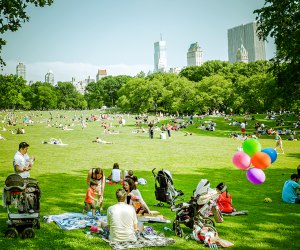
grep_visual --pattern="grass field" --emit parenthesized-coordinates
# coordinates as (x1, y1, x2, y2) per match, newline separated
(0, 110, 299, 250)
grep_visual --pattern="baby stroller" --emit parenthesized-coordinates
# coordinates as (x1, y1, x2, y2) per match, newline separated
(152, 168, 183, 206)
(171, 179, 222, 239)
(2, 174, 41, 238)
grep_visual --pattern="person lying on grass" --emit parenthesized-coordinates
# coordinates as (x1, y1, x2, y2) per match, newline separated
(92, 137, 113, 144)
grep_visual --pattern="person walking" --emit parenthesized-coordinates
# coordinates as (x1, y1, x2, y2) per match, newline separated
(274, 132, 284, 154)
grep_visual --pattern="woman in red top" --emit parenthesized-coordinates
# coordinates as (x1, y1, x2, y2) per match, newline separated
(216, 182, 235, 213)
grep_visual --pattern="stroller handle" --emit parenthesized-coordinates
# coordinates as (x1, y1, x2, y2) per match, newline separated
(152, 168, 156, 176)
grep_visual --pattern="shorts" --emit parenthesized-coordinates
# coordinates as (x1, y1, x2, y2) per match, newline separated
(241, 128, 245, 133)
(84, 201, 96, 211)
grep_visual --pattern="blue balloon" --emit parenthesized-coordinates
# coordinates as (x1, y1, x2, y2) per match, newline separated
(261, 148, 277, 163)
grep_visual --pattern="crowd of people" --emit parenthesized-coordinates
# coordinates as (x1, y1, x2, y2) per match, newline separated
(5, 109, 299, 243)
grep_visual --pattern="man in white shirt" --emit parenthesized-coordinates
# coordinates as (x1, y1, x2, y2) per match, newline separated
(13, 142, 35, 178)
(107, 189, 138, 242)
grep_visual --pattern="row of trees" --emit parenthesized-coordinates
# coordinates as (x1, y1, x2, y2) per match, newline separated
(0, 74, 87, 110)
(0, 60, 298, 113)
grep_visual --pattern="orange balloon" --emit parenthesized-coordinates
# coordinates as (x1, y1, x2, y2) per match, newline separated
(251, 152, 271, 169)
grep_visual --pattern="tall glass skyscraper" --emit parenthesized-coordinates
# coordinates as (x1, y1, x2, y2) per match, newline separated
(154, 37, 167, 73)
(187, 42, 203, 66)
(228, 22, 266, 63)
(16, 62, 26, 80)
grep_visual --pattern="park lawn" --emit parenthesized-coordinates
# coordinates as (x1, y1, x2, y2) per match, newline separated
(0, 110, 299, 250)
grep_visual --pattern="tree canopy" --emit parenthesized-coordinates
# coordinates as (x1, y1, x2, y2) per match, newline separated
(254, 0, 300, 107)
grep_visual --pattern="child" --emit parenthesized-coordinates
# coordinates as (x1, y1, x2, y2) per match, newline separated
(83, 180, 98, 216)
(216, 182, 235, 213)
(107, 163, 122, 183)
(124, 170, 138, 184)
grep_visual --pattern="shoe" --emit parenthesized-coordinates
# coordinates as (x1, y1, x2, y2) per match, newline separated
(29, 209, 34, 214)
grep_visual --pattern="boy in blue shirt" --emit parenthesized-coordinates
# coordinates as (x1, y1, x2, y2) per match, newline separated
(282, 174, 300, 204)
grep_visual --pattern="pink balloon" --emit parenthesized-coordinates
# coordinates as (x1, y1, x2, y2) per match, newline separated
(232, 152, 251, 170)
(246, 168, 266, 184)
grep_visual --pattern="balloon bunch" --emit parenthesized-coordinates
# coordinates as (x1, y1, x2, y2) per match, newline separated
(232, 138, 277, 184)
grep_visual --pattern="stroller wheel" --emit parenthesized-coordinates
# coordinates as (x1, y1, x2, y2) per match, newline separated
(22, 228, 35, 239)
(173, 220, 183, 237)
(34, 219, 40, 229)
(5, 228, 18, 238)
(202, 217, 215, 227)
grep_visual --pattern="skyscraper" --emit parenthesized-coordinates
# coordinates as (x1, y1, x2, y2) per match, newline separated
(228, 22, 266, 63)
(154, 36, 167, 73)
(16, 63, 26, 80)
(45, 70, 55, 85)
(187, 42, 203, 67)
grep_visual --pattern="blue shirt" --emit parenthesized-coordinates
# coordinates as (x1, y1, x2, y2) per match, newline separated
(282, 180, 300, 203)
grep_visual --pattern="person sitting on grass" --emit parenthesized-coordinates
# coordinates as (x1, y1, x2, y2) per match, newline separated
(106, 189, 138, 242)
(82, 180, 98, 216)
(216, 182, 236, 213)
(282, 174, 300, 204)
(107, 163, 122, 183)
(123, 177, 151, 215)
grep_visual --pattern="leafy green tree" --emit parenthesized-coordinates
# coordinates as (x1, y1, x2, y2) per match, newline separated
(101, 75, 131, 107)
(196, 74, 233, 113)
(0, 74, 29, 109)
(29, 81, 57, 109)
(180, 60, 230, 82)
(254, 0, 300, 110)
(56, 82, 84, 109)
(117, 78, 150, 112)
(0, 0, 53, 67)
(84, 81, 105, 109)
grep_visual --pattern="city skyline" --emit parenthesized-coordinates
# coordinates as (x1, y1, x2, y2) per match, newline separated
(1, 0, 275, 83)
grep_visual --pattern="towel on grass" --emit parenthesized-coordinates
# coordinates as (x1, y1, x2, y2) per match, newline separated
(43, 212, 106, 230)
(221, 210, 248, 216)
(102, 234, 175, 250)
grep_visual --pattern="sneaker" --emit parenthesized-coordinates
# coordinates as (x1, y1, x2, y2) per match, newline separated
(29, 209, 34, 214)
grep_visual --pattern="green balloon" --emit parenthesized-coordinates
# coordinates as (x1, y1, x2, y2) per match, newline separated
(242, 139, 261, 157)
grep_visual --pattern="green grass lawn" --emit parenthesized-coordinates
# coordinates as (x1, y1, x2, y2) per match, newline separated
(0, 110, 299, 249)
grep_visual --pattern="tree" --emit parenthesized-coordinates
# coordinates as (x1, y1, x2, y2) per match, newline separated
(0, 0, 53, 67)
(29, 81, 57, 109)
(254, 0, 300, 110)
(0, 74, 29, 109)
(56, 82, 84, 109)
(180, 60, 230, 82)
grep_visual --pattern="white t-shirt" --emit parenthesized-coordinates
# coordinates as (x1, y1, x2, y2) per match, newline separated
(107, 202, 137, 242)
(111, 169, 121, 182)
(13, 151, 30, 178)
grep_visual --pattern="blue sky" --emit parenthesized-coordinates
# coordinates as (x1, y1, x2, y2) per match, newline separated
(1, 0, 275, 83)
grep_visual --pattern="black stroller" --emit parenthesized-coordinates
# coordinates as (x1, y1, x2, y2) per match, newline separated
(171, 179, 222, 240)
(152, 168, 183, 206)
(2, 174, 41, 238)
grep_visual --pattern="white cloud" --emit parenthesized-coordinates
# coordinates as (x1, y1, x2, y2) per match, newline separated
(1, 61, 153, 83)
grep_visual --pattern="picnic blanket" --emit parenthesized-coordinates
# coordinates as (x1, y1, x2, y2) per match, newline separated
(101, 230, 175, 250)
(43, 212, 106, 230)
(138, 215, 171, 223)
(43, 212, 170, 230)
